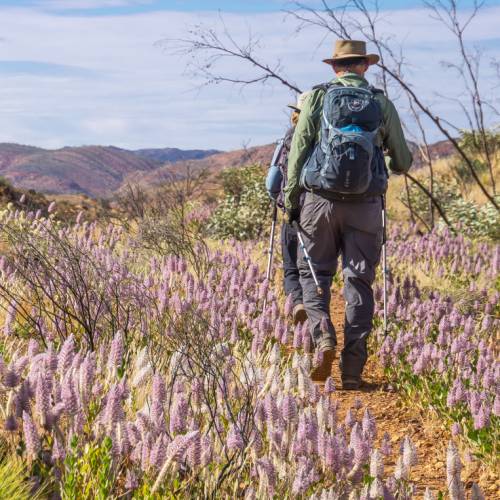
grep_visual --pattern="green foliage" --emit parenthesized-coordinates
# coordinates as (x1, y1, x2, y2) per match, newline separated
(207, 164, 272, 240)
(459, 128, 500, 159)
(61, 436, 115, 500)
(0, 454, 35, 500)
(403, 179, 500, 240)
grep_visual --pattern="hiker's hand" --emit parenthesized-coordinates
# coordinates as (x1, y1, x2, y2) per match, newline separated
(285, 208, 300, 224)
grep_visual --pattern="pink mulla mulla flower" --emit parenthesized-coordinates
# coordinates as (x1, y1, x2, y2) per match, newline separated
(350, 422, 370, 465)
(187, 430, 202, 468)
(451, 422, 462, 437)
(46, 344, 58, 373)
(23, 411, 41, 458)
(292, 325, 302, 350)
(4, 414, 18, 432)
(47, 201, 56, 214)
(281, 394, 297, 422)
(167, 430, 199, 463)
(79, 353, 95, 402)
(312, 350, 323, 369)
(446, 440, 464, 499)
(140, 437, 151, 472)
(264, 393, 279, 428)
(284, 294, 294, 317)
(3, 367, 20, 388)
(152, 374, 166, 406)
(35, 373, 51, 428)
(57, 335, 75, 376)
(149, 435, 167, 470)
(324, 377, 335, 395)
(124, 469, 138, 491)
(344, 409, 356, 428)
(169, 395, 188, 435)
(103, 385, 125, 426)
(200, 434, 213, 467)
(61, 375, 78, 416)
(370, 449, 384, 479)
(226, 424, 244, 451)
(257, 458, 276, 495)
(481, 314, 492, 332)
(51, 435, 66, 462)
(473, 403, 490, 430)
(362, 408, 376, 441)
(27, 339, 39, 359)
(402, 436, 418, 468)
(108, 331, 124, 372)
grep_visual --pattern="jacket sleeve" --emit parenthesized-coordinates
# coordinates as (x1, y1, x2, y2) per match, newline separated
(284, 90, 323, 210)
(381, 98, 413, 174)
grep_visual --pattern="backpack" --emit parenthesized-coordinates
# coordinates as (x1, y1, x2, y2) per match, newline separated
(300, 84, 384, 196)
(265, 127, 294, 207)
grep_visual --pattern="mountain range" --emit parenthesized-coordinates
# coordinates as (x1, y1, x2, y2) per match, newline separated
(0, 143, 220, 198)
(0, 140, 454, 198)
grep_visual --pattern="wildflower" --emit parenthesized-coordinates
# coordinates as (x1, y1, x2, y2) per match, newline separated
(324, 377, 335, 394)
(370, 449, 384, 478)
(169, 395, 188, 435)
(108, 331, 124, 372)
(362, 408, 376, 441)
(227, 424, 244, 451)
(4, 414, 17, 431)
(23, 411, 40, 458)
(349, 423, 369, 465)
(446, 440, 465, 500)
(57, 335, 75, 376)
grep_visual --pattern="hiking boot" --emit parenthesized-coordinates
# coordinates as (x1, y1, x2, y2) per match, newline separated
(310, 339, 336, 382)
(293, 304, 307, 325)
(342, 376, 361, 391)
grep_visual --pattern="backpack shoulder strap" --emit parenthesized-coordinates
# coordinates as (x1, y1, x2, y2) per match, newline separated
(368, 85, 384, 95)
(312, 82, 331, 92)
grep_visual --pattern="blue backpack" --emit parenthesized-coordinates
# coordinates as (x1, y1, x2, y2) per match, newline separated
(300, 84, 386, 196)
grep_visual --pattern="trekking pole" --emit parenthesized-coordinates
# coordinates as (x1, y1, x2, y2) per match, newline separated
(263, 202, 278, 310)
(265, 202, 278, 281)
(381, 195, 388, 336)
(292, 221, 323, 297)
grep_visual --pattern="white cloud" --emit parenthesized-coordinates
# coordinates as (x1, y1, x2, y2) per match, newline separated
(0, 5, 498, 150)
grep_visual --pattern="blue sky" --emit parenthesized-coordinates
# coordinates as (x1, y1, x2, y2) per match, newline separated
(0, 0, 498, 150)
(4, 0, 500, 14)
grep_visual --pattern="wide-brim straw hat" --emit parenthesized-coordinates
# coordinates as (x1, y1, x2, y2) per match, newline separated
(322, 40, 379, 66)
(287, 90, 312, 112)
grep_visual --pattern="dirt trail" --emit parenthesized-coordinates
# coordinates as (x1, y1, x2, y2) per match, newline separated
(325, 294, 498, 498)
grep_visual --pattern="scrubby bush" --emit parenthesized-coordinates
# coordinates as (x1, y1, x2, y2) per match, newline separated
(207, 164, 271, 240)
(402, 179, 500, 240)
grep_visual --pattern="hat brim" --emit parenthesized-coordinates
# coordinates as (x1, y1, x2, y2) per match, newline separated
(322, 53, 380, 66)
(287, 104, 301, 112)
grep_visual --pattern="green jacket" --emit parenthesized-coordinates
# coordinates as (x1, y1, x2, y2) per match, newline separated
(284, 73, 413, 209)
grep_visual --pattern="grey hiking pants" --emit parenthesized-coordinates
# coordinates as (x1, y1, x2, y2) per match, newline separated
(297, 192, 383, 378)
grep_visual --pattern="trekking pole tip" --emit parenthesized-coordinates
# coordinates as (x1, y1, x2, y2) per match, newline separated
(316, 286, 323, 296)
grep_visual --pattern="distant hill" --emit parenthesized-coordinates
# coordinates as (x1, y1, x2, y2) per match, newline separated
(133, 147, 220, 163)
(0, 143, 219, 197)
(0, 139, 454, 198)
(120, 143, 276, 191)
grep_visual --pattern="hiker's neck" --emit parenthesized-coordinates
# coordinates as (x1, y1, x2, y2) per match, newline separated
(335, 69, 366, 78)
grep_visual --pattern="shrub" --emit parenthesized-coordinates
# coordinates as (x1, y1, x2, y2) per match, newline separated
(402, 178, 500, 240)
(207, 164, 271, 240)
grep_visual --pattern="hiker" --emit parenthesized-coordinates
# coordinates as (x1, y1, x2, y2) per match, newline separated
(284, 40, 412, 387)
(266, 92, 311, 325)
